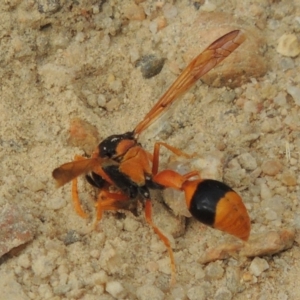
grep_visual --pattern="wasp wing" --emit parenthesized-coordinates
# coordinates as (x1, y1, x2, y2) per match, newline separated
(134, 30, 246, 136)
(52, 158, 100, 187)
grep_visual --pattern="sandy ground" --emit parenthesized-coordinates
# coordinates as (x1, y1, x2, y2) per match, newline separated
(1, 0, 300, 299)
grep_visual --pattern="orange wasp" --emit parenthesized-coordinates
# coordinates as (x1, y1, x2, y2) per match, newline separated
(53, 30, 250, 283)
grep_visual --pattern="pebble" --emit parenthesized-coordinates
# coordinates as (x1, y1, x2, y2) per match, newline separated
(38, 284, 53, 299)
(277, 292, 288, 300)
(136, 284, 164, 300)
(187, 286, 206, 300)
(129, 47, 140, 63)
(167, 286, 186, 300)
(97, 94, 107, 107)
(32, 255, 56, 278)
(99, 242, 121, 274)
(205, 262, 224, 280)
(226, 267, 243, 294)
(46, 196, 67, 211)
(123, 217, 140, 232)
(200, 0, 216, 12)
(0, 271, 30, 300)
(24, 175, 46, 192)
(108, 78, 123, 93)
(242, 271, 253, 283)
(0, 203, 34, 257)
(265, 209, 278, 221)
(249, 257, 269, 276)
(261, 159, 283, 176)
(37, 0, 61, 14)
(281, 171, 297, 186)
(199, 228, 295, 264)
(276, 33, 300, 57)
(90, 270, 108, 285)
(123, 3, 145, 21)
(156, 16, 167, 31)
(149, 20, 158, 35)
(135, 55, 165, 79)
(261, 195, 284, 213)
(238, 153, 257, 171)
(240, 228, 295, 257)
(63, 230, 81, 246)
(279, 57, 295, 71)
(18, 254, 31, 269)
(286, 84, 300, 106)
(163, 188, 191, 217)
(179, 13, 267, 88)
(105, 281, 126, 299)
(85, 93, 98, 108)
(260, 182, 273, 200)
(294, 213, 300, 230)
(274, 92, 287, 106)
(243, 100, 259, 114)
(106, 98, 121, 111)
(152, 197, 186, 238)
(214, 287, 232, 300)
(157, 256, 172, 276)
(162, 3, 178, 19)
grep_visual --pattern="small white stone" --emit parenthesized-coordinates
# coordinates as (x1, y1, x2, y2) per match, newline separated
(75, 32, 85, 42)
(162, 3, 177, 19)
(200, 0, 216, 12)
(32, 255, 56, 279)
(86, 94, 98, 108)
(92, 5, 100, 14)
(238, 153, 257, 171)
(260, 183, 272, 200)
(106, 281, 125, 299)
(136, 285, 164, 300)
(97, 94, 106, 106)
(90, 249, 100, 259)
(24, 175, 45, 192)
(276, 33, 300, 57)
(249, 257, 269, 276)
(244, 100, 258, 113)
(187, 286, 206, 300)
(38, 284, 53, 299)
(91, 270, 108, 285)
(286, 84, 300, 106)
(46, 196, 67, 210)
(274, 92, 287, 106)
(149, 20, 158, 34)
(265, 209, 278, 221)
(215, 287, 232, 300)
(129, 47, 140, 63)
(205, 262, 224, 280)
(157, 257, 171, 275)
(123, 217, 140, 232)
(18, 254, 31, 269)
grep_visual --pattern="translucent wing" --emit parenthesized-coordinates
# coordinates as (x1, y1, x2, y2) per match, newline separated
(134, 30, 246, 136)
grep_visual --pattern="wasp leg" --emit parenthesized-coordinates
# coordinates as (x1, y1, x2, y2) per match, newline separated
(71, 175, 88, 218)
(153, 169, 200, 189)
(70, 155, 90, 218)
(95, 190, 129, 220)
(144, 199, 176, 285)
(152, 142, 196, 175)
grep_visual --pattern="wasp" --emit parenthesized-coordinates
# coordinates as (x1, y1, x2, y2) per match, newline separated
(53, 30, 250, 283)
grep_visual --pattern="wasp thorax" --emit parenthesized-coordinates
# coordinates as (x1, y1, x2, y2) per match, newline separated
(98, 131, 136, 158)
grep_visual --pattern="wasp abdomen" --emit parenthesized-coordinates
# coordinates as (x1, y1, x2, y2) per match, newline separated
(188, 179, 250, 241)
